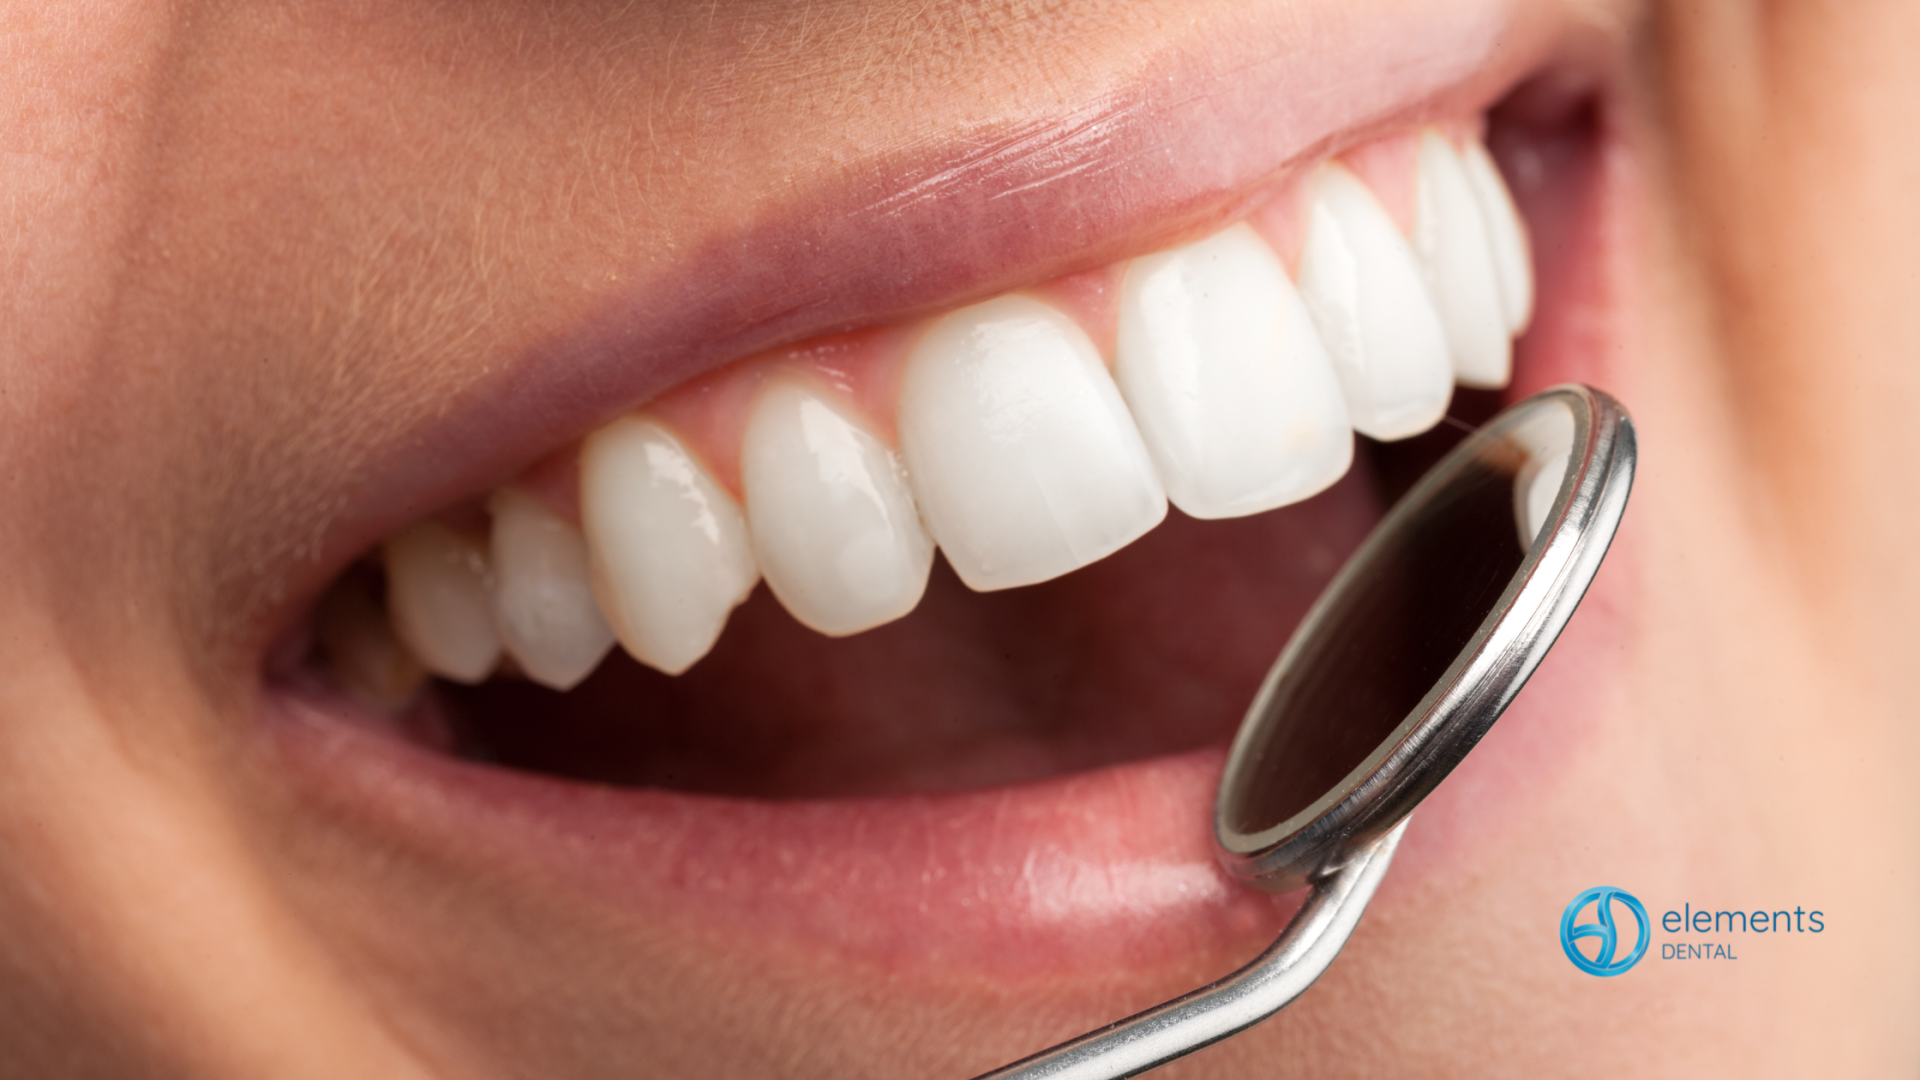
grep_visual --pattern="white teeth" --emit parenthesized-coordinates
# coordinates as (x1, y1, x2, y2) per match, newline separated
(382, 520, 501, 684)
(580, 417, 759, 675)
(379, 128, 1541, 671)
(898, 293, 1167, 591)
(1297, 162, 1455, 441)
(1520, 450, 1570, 544)
(1510, 399, 1575, 547)
(1413, 132, 1512, 389)
(488, 487, 616, 691)
(1114, 223, 1353, 519)
(741, 379, 934, 635)
(1460, 139, 1535, 334)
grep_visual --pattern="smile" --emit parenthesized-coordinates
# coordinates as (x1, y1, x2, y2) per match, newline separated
(329, 121, 1534, 774)
(251, 2, 1628, 1071)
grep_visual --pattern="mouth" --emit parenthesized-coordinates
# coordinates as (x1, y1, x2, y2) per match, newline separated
(247, 2, 1628, 1072)
(309, 117, 1541, 791)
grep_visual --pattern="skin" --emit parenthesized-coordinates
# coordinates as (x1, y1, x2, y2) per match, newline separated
(2, 0, 1918, 1076)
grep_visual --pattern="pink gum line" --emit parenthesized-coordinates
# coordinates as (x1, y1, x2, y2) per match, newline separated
(512, 122, 1480, 526)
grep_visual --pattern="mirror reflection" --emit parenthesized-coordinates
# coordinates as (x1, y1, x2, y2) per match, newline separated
(1219, 396, 1579, 848)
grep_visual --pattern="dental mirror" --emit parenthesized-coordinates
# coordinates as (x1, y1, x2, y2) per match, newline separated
(975, 384, 1635, 1080)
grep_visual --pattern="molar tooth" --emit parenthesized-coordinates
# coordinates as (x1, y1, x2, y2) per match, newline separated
(581, 417, 759, 675)
(1297, 162, 1454, 441)
(1114, 223, 1353, 519)
(1413, 131, 1512, 388)
(1460, 139, 1535, 333)
(317, 571, 427, 713)
(488, 487, 616, 691)
(742, 379, 934, 636)
(898, 293, 1167, 591)
(382, 520, 501, 684)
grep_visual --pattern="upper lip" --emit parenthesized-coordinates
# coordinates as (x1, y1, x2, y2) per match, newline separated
(269, 0, 1582, 645)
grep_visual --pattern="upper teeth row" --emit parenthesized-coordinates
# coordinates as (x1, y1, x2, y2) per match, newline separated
(376, 129, 1533, 693)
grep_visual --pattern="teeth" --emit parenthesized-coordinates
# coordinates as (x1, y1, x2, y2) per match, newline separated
(369, 126, 1540, 674)
(316, 571, 426, 713)
(1114, 223, 1353, 519)
(1296, 162, 1454, 441)
(1510, 400, 1575, 546)
(741, 379, 934, 635)
(382, 520, 501, 684)
(898, 293, 1167, 591)
(1519, 449, 1571, 544)
(580, 417, 759, 674)
(1460, 139, 1535, 334)
(1413, 132, 1512, 389)
(488, 487, 616, 690)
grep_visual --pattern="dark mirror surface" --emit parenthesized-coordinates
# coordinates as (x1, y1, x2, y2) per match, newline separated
(1220, 402, 1575, 840)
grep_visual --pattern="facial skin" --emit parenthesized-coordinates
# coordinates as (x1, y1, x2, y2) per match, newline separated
(2, 0, 1918, 1076)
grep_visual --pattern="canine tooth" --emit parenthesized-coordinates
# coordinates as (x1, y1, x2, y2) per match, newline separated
(742, 379, 934, 636)
(1297, 163, 1454, 441)
(382, 520, 501, 684)
(1460, 139, 1535, 333)
(581, 417, 759, 675)
(488, 487, 616, 690)
(898, 293, 1167, 591)
(1413, 131, 1512, 388)
(1114, 223, 1352, 519)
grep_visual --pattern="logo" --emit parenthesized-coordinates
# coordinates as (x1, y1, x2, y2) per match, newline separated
(1560, 886, 1650, 976)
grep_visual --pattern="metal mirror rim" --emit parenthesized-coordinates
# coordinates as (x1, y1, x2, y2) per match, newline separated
(1212, 383, 1636, 892)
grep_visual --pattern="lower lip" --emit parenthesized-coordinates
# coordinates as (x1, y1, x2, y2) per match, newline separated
(269, 714, 1286, 978)
(266, 549, 1624, 984)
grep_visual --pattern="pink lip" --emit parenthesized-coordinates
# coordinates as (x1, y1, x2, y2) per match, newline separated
(260, 0, 1631, 1029)
(272, 718, 1287, 980)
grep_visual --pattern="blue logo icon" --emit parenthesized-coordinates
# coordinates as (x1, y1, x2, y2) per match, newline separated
(1561, 886, 1649, 976)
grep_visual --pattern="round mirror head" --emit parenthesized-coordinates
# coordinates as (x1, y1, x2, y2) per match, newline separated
(1214, 385, 1635, 892)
